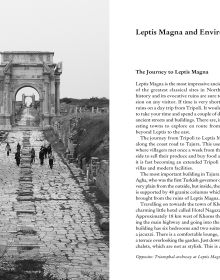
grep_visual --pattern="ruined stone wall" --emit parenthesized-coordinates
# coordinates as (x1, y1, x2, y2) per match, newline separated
(96, 160, 109, 199)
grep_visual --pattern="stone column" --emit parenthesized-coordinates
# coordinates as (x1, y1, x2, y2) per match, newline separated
(9, 90, 13, 114)
(43, 87, 49, 115)
(43, 83, 51, 126)
(50, 76, 55, 115)
(12, 100, 15, 115)
(55, 76, 60, 115)
(43, 74, 50, 116)
(11, 100, 16, 125)
(40, 98, 43, 114)
(3, 74, 11, 128)
(32, 94, 35, 106)
(22, 94, 25, 106)
(4, 75, 10, 115)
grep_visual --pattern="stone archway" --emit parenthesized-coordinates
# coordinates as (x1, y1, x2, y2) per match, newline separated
(0, 51, 62, 129)
(13, 85, 41, 126)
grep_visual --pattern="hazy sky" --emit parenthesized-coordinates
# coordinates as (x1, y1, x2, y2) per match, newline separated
(0, 0, 108, 99)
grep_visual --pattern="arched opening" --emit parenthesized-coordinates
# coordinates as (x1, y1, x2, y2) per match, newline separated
(14, 86, 41, 126)
(16, 86, 40, 106)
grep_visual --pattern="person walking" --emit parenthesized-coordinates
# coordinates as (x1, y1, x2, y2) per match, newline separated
(17, 143, 21, 152)
(47, 144, 52, 155)
(5, 143, 11, 156)
(43, 145, 48, 159)
(39, 147, 44, 165)
(15, 151, 20, 166)
(30, 147, 35, 165)
(48, 152, 55, 169)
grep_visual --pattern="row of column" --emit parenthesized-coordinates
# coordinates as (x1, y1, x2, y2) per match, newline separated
(42, 75, 60, 116)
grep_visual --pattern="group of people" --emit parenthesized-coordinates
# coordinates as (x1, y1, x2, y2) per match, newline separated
(39, 144, 55, 169)
(5, 142, 55, 169)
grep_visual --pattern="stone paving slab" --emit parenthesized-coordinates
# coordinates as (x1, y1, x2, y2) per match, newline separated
(0, 129, 109, 280)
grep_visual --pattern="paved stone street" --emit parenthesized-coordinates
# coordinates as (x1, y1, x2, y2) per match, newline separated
(0, 113, 109, 279)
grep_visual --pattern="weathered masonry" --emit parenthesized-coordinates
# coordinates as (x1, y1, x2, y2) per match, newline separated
(0, 51, 62, 129)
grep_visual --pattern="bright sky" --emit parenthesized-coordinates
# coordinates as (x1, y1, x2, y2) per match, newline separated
(0, 0, 108, 99)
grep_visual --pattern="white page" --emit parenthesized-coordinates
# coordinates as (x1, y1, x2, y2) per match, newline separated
(111, 0, 220, 279)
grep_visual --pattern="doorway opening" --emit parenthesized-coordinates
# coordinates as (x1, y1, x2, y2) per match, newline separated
(14, 87, 41, 126)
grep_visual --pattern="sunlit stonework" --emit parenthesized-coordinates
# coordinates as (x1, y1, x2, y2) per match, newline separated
(0, 51, 62, 129)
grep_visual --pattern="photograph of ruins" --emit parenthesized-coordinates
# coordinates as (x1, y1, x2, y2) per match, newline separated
(0, 1, 109, 280)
